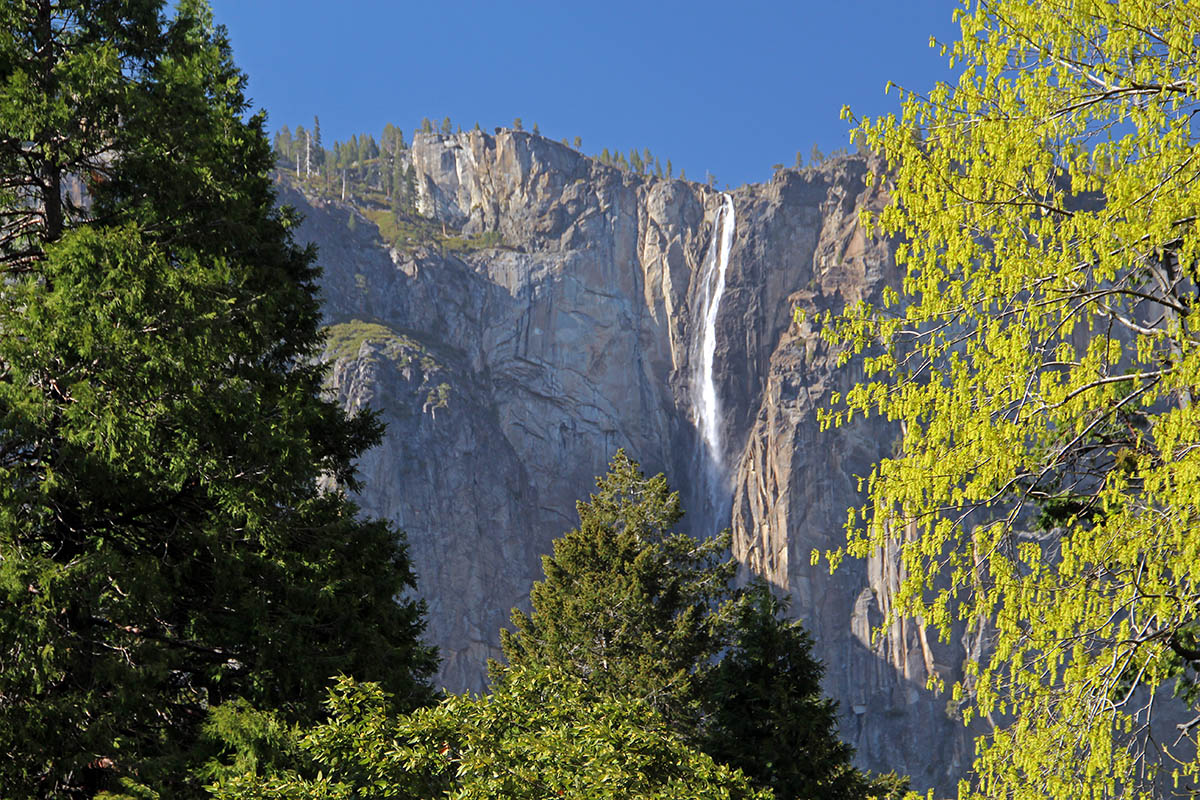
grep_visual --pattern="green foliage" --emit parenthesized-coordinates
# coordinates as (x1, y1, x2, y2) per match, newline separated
(322, 321, 412, 362)
(702, 585, 907, 800)
(438, 228, 505, 253)
(209, 669, 771, 800)
(0, 2, 436, 796)
(828, 2, 1200, 797)
(495, 450, 736, 731)
(496, 452, 892, 800)
(362, 207, 505, 255)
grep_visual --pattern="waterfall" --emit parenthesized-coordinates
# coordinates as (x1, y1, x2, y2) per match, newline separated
(690, 193, 736, 523)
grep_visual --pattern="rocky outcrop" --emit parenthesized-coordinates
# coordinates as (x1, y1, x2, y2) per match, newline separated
(283, 129, 971, 793)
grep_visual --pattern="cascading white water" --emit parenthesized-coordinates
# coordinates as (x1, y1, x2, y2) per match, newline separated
(692, 193, 736, 483)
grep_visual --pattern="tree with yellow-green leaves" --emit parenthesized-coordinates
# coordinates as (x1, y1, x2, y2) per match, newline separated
(827, 2, 1200, 798)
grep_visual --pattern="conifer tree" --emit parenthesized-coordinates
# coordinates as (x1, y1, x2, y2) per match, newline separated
(294, 123, 308, 173)
(381, 122, 398, 155)
(273, 126, 293, 161)
(440, 116, 451, 135)
(311, 115, 324, 174)
(0, 2, 436, 796)
(702, 585, 903, 800)
(496, 453, 899, 800)
(496, 451, 734, 730)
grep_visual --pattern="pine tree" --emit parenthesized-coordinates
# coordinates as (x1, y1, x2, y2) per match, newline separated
(294, 123, 308, 174)
(420, 117, 433, 134)
(667, 159, 673, 179)
(440, 116, 452, 135)
(573, 136, 582, 149)
(496, 451, 735, 730)
(273, 126, 293, 162)
(513, 117, 523, 131)
(701, 584, 902, 800)
(311, 114, 324, 174)
(495, 453, 892, 800)
(0, 2, 437, 795)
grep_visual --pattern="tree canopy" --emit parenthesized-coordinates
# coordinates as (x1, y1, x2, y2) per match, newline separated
(495, 450, 734, 733)
(208, 668, 771, 800)
(496, 451, 902, 800)
(830, 2, 1200, 797)
(0, 2, 436, 795)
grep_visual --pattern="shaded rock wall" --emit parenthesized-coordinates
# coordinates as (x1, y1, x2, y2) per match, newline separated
(285, 129, 970, 792)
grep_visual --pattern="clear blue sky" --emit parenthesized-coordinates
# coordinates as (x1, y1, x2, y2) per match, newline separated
(208, 1, 960, 189)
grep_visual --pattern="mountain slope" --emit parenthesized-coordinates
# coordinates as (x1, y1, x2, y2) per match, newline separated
(283, 129, 970, 792)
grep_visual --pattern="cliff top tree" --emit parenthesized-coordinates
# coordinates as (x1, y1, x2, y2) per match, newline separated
(830, 2, 1200, 797)
(0, 1, 435, 796)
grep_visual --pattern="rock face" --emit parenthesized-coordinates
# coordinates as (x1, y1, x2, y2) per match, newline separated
(284, 130, 971, 792)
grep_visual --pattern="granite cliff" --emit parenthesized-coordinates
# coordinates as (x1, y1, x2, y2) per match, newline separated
(281, 129, 972, 792)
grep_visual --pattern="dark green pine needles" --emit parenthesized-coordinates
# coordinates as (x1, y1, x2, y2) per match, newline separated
(0, 1, 436, 796)
(495, 449, 735, 732)
(495, 450, 906, 800)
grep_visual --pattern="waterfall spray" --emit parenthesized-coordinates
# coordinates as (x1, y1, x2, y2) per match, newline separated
(690, 193, 736, 521)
